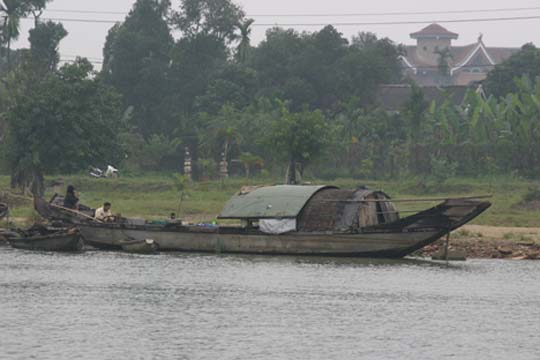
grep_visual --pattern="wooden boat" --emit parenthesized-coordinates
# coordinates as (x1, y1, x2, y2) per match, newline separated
(0, 202, 8, 220)
(34, 196, 95, 223)
(121, 239, 159, 254)
(68, 186, 491, 258)
(9, 227, 84, 252)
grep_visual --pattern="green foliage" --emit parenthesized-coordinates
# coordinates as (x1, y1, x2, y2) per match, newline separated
(265, 103, 330, 164)
(171, 0, 245, 43)
(485, 44, 540, 98)
(435, 47, 451, 75)
(250, 28, 403, 111)
(7, 0, 540, 185)
(3, 59, 123, 193)
(198, 158, 218, 179)
(429, 156, 458, 185)
(172, 172, 190, 215)
(121, 132, 181, 172)
(523, 187, 540, 203)
(195, 64, 257, 114)
(263, 103, 330, 183)
(173, 173, 188, 192)
(0, 0, 51, 68)
(102, 0, 173, 137)
(169, 33, 228, 117)
(239, 152, 263, 179)
(235, 18, 254, 63)
(28, 21, 67, 74)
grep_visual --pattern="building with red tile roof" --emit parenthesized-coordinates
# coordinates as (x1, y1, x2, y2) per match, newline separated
(401, 23, 519, 86)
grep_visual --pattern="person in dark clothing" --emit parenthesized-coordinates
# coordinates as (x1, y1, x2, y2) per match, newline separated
(63, 185, 80, 210)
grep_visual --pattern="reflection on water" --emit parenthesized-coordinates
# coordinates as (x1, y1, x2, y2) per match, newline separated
(1, 247, 539, 360)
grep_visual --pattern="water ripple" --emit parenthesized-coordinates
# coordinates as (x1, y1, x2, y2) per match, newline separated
(1, 248, 540, 359)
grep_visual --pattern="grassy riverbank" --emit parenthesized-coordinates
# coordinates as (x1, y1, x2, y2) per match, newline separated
(1, 174, 540, 228)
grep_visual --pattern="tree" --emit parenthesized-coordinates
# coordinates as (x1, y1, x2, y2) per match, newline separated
(0, 0, 25, 68)
(239, 152, 263, 180)
(296, 25, 349, 110)
(484, 43, 540, 98)
(402, 85, 429, 174)
(264, 103, 330, 184)
(344, 32, 404, 105)
(196, 103, 243, 179)
(195, 63, 257, 113)
(101, 23, 121, 76)
(171, 0, 245, 44)
(167, 0, 247, 142)
(235, 18, 254, 64)
(0, 0, 50, 69)
(28, 21, 67, 75)
(251, 28, 403, 111)
(4, 59, 123, 195)
(435, 47, 453, 85)
(102, 0, 173, 137)
(0, 76, 8, 144)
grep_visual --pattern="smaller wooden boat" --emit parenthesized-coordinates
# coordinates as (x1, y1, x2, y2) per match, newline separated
(9, 227, 84, 252)
(0, 203, 8, 220)
(0, 228, 19, 246)
(120, 239, 159, 254)
(34, 196, 97, 223)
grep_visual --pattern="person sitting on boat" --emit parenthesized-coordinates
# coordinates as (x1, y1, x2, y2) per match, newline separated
(95, 202, 114, 222)
(167, 212, 181, 224)
(63, 185, 80, 210)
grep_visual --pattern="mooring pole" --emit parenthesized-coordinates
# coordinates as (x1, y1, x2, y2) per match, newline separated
(444, 230, 451, 264)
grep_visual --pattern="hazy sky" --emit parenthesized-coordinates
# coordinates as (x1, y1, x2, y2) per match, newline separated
(13, 0, 540, 66)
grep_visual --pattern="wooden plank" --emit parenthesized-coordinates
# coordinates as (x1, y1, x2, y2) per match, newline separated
(50, 204, 103, 223)
(322, 195, 493, 203)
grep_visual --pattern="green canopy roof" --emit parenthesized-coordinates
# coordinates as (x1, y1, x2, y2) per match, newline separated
(218, 185, 335, 219)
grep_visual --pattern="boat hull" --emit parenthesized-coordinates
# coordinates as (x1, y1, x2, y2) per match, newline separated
(120, 239, 159, 254)
(9, 233, 84, 252)
(78, 224, 443, 258)
(127, 228, 443, 257)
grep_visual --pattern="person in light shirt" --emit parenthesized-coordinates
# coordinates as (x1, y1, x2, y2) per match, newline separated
(95, 202, 114, 222)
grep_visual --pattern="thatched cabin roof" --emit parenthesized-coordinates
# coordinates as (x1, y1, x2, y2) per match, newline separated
(219, 185, 399, 232)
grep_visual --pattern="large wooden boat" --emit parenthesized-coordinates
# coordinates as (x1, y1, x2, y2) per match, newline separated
(36, 186, 491, 258)
(9, 227, 84, 252)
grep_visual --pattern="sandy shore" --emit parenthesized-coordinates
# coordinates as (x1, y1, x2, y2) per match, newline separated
(420, 225, 540, 260)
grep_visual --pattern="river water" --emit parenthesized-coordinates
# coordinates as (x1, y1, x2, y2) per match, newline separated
(1, 247, 540, 360)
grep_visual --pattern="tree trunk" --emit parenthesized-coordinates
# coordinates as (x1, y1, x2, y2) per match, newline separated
(6, 35, 11, 70)
(221, 140, 229, 179)
(287, 156, 297, 185)
(31, 169, 45, 197)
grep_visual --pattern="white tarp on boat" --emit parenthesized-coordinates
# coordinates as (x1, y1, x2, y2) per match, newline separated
(259, 219, 297, 234)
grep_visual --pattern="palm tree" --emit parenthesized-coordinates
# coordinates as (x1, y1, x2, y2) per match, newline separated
(235, 18, 254, 64)
(0, 0, 49, 69)
(239, 152, 263, 180)
(434, 47, 454, 85)
(0, 0, 25, 69)
(206, 104, 243, 177)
